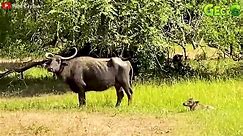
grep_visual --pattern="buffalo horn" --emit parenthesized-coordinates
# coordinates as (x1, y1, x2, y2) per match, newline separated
(45, 53, 54, 59)
(60, 47, 78, 60)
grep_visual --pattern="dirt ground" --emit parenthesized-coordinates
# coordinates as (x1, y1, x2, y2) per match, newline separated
(0, 111, 178, 136)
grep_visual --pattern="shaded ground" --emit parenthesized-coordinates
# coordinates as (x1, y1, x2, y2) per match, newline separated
(0, 77, 68, 97)
(0, 111, 178, 136)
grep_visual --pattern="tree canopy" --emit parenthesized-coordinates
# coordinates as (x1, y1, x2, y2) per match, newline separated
(0, 0, 242, 78)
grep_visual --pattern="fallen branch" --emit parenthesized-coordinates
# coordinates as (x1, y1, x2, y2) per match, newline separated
(0, 59, 48, 79)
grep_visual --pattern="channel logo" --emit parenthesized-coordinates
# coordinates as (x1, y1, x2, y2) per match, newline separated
(204, 3, 241, 16)
(1, 1, 12, 10)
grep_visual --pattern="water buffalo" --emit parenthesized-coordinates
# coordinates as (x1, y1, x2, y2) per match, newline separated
(44, 47, 133, 107)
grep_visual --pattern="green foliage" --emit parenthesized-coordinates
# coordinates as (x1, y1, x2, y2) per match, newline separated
(0, 0, 242, 78)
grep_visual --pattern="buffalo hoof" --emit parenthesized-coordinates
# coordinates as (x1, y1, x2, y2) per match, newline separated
(115, 104, 121, 108)
(78, 104, 86, 108)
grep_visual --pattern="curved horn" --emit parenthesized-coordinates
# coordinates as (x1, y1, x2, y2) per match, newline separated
(45, 53, 54, 59)
(60, 47, 78, 60)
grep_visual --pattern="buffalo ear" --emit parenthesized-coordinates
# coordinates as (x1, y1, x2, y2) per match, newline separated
(61, 62, 68, 66)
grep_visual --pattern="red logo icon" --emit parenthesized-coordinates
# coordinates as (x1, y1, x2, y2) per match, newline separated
(1, 1, 12, 10)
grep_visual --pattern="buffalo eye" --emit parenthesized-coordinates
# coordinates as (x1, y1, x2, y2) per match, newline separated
(56, 59, 61, 63)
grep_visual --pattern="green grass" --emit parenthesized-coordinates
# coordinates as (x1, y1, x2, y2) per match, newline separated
(0, 79, 243, 135)
(0, 79, 242, 112)
(0, 68, 243, 135)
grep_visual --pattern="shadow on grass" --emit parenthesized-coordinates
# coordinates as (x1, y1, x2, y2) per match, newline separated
(1, 59, 243, 98)
(0, 77, 69, 97)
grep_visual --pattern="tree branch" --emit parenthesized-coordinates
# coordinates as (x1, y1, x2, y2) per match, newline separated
(0, 59, 48, 79)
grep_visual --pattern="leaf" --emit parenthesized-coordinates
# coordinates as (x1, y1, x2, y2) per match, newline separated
(48, 10, 58, 14)
(73, 26, 81, 32)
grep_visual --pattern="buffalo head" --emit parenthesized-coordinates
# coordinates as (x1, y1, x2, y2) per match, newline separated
(44, 47, 78, 73)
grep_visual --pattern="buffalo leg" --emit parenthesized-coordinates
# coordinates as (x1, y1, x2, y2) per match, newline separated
(129, 87, 133, 95)
(121, 83, 132, 106)
(126, 86, 133, 105)
(73, 77, 87, 107)
(68, 81, 86, 107)
(115, 85, 124, 107)
(78, 92, 86, 107)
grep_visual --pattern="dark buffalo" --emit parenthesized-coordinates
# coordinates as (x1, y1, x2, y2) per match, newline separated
(44, 47, 133, 107)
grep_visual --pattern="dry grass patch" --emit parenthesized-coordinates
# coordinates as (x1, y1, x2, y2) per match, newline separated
(0, 111, 181, 136)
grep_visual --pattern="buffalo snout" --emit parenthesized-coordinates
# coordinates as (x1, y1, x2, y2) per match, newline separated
(47, 67, 54, 72)
(42, 63, 48, 68)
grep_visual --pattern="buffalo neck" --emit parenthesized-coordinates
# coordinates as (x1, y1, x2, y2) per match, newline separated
(56, 60, 71, 81)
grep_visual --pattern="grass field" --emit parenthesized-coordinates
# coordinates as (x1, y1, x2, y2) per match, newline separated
(0, 68, 243, 135)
